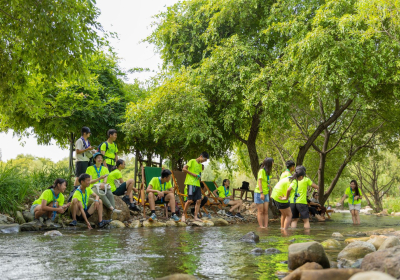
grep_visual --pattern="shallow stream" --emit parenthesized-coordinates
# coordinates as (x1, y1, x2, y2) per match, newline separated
(1, 213, 399, 280)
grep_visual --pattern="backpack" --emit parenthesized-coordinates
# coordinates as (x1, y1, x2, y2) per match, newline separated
(97, 141, 117, 154)
(67, 186, 79, 203)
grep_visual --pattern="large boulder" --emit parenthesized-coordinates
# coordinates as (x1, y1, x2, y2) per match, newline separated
(288, 241, 330, 270)
(20, 221, 44, 231)
(349, 271, 396, 280)
(282, 262, 323, 280)
(337, 241, 376, 268)
(297, 269, 362, 280)
(240, 232, 260, 243)
(361, 245, 400, 279)
(88, 196, 130, 223)
(367, 236, 387, 250)
(15, 211, 26, 224)
(128, 220, 141, 228)
(22, 211, 34, 223)
(321, 239, 342, 249)
(0, 224, 20, 233)
(378, 236, 400, 251)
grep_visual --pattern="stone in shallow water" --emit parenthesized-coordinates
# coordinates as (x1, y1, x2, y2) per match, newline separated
(22, 211, 34, 223)
(240, 232, 259, 243)
(44, 230, 62, 237)
(157, 274, 196, 280)
(349, 271, 396, 280)
(378, 236, 400, 251)
(338, 241, 376, 268)
(321, 239, 341, 249)
(143, 220, 166, 227)
(367, 236, 387, 250)
(265, 248, 281, 254)
(0, 224, 20, 233)
(210, 218, 229, 226)
(109, 220, 125, 228)
(361, 246, 400, 279)
(128, 220, 141, 228)
(332, 232, 343, 238)
(250, 248, 264, 255)
(288, 241, 330, 270)
(345, 237, 370, 243)
(15, 211, 26, 224)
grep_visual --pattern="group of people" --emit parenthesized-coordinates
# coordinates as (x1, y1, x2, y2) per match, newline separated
(256, 158, 363, 229)
(30, 127, 363, 229)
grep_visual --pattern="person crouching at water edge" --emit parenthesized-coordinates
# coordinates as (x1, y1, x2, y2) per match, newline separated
(31, 178, 70, 221)
(289, 166, 318, 229)
(270, 176, 293, 229)
(146, 169, 181, 222)
(214, 179, 244, 219)
(255, 157, 274, 228)
(337, 180, 362, 225)
(181, 152, 209, 223)
(69, 173, 112, 229)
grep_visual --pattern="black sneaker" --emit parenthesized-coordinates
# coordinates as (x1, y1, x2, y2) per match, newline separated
(235, 213, 244, 220)
(129, 203, 141, 212)
(226, 211, 234, 217)
(122, 195, 130, 206)
(98, 219, 112, 228)
(69, 220, 77, 226)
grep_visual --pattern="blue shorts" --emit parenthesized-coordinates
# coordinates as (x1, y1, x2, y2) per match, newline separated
(223, 198, 230, 205)
(254, 193, 269, 204)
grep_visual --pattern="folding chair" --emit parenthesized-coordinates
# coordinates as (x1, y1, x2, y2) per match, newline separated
(171, 170, 188, 219)
(201, 181, 225, 211)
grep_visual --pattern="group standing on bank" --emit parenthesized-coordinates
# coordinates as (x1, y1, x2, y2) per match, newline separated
(30, 126, 363, 229)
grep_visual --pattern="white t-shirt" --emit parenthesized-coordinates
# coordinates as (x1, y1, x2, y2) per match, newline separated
(75, 138, 93, 162)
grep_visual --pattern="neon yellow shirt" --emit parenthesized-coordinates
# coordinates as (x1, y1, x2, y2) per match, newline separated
(184, 159, 202, 187)
(100, 142, 118, 165)
(107, 169, 123, 192)
(217, 186, 232, 198)
(289, 177, 312, 204)
(86, 165, 109, 188)
(271, 177, 291, 203)
(72, 187, 93, 210)
(345, 187, 361, 205)
(149, 177, 173, 196)
(255, 169, 270, 194)
(32, 189, 65, 206)
(280, 170, 292, 180)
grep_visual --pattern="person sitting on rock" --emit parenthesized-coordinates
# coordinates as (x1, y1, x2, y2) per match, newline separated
(214, 179, 244, 219)
(307, 199, 325, 222)
(86, 152, 123, 214)
(280, 160, 295, 180)
(31, 178, 70, 221)
(107, 159, 140, 212)
(337, 180, 362, 225)
(146, 169, 180, 222)
(69, 173, 112, 229)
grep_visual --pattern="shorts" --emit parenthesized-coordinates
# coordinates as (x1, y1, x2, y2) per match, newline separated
(75, 161, 89, 177)
(349, 203, 361, 211)
(290, 203, 309, 219)
(254, 192, 269, 204)
(223, 198, 230, 205)
(187, 185, 202, 202)
(71, 208, 92, 221)
(271, 198, 290, 210)
(113, 182, 127, 196)
(30, 204, 48, 219)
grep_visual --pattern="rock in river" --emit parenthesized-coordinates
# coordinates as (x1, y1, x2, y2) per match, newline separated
(15, 211, 26, 224)
(321, 239, 341, 249)
(251, 248, 265, 255)
(367, 235, 387, 250)
(337, 241, 375, 268)
(361, 245, 400, 279)
(143, 220, 166, 227)
(349, 271, 396, 280)
(282, 262, 323, 280)
(44, 230, 62, 237)
(109, 220, 126, 228)
(265, 248, 281, 254)
(22, 211, 34, 223)
(210, 218, 229, 226)
(332, 232, 343, 238)
(378, 236, 400, 251)
(0, 224, 20, 233)
(288, 241, 330, 270)
(240, 232, 259, 243)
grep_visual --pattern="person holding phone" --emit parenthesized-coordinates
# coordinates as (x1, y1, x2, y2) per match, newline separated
(337, 180, 362, 225)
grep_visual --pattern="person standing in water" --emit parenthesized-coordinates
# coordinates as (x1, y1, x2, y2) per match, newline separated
(337, 180, 362, 225)
(270, 176, 292, 229)
(255, 157, 274, 228)
(280, 160, 295, 180)
(288, 166, 319, 229)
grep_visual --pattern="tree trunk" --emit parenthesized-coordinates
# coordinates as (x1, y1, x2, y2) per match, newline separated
(68, 132, 75, 182)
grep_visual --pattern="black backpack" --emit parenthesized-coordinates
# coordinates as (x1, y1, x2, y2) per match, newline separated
(97, 141, 117, 156)
(67, 186, 79, 203)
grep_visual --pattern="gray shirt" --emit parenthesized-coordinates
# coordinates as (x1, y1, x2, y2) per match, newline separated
(75, 138, 93, 162)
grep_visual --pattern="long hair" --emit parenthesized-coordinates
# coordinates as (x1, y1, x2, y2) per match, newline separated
(260, 157, 274, 176)
(290, 166, 306, 182)
(48, 178, 67, 190)
(222, 179, 229, 186)
(350, 180, 360, 196)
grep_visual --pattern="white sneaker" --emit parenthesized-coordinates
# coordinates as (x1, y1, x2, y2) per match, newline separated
(112, 209, 122, 214)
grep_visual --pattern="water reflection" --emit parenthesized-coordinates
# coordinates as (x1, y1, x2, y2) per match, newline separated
(0, 213, 399, 279)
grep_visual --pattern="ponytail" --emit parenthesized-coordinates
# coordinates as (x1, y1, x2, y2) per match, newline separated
(48, 178, 67, 190)
(290, 166, 306, 182)
(260, 157, 274, 176)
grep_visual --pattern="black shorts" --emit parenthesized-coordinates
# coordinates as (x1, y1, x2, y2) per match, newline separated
(71, 208, 92, 221)
(290, 203, 309, 219)
(113, 182, 127, 196)
(271, 198, 290, 210)
(75, 161, 89, 177)
(187, 185, 202, 202)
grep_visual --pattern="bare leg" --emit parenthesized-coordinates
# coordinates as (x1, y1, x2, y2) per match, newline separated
(148, 192, 156, 210)
(70, 198, 81, 221)
(291, 218, 299, 228)
(355, 210, 361, 224)
(280, 212, 285, 229)
(303, 218, 310, 229)
(263, 202, 269, 228)
(228, 200, 243, 213)
(194, 200, 202, 221)
(126, 179, 135, 203)
(351, 210, 357, 224)
(87, 200, 103, 223)
(181, 200, 192, 222)
(165, 193, 175, 212)
(281, 207, 292, 229)
(256, 203, 265, 228)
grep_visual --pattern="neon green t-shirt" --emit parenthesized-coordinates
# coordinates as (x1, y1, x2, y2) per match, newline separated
(86, 165, 109, 188)
(33, 189, 65, 206)
(149, 177, 173, 196)
(271, 177, 291, 203)
(72, 187, 93, 210)
(280, 170, 292, 180)
(107, 169, 123, 192)
(217, 185, 231, 199)
(255, 169, 270, 194)
(289, 177, 312, 204)
(345, 187, 361, 205)
(100, 142, 118, 165)
(184, 159, 202, 187)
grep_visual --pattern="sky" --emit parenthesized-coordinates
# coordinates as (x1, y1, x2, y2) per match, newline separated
(0, 0, 179, 163)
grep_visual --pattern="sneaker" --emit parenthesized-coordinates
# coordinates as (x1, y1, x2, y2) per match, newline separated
(235, 213, 244, 220)
(112, 209, 122, 214)
(148, 213, 157, 222)
(69, 220, 77, 226)
(122, 195, 130, 206)
(171, 214, 181, 222)
(98, 219, 112, 228)
(226, 211, 234, 217)
(129, 204, 141, 212)
(205, 213, 212, 219)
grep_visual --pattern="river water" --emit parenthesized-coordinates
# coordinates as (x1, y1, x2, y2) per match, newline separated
(1, 213, 399, 280)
